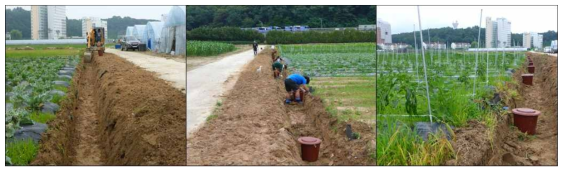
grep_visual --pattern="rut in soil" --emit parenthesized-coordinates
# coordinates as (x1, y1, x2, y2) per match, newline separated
(73, 61, 103, 165)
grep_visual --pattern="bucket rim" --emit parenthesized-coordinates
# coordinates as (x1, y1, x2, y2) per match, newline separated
(298, 136, 322, 145)
(512, 108, 541, 116)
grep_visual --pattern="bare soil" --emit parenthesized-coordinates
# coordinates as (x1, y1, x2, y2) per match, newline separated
(32, 53, 186, 165)
(448, 52, 557, 165)
(187, 49, 375, 165)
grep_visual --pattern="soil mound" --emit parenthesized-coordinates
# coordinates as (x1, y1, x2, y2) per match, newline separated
(187, 49, 375, 165)
(32, 53, 186, 165)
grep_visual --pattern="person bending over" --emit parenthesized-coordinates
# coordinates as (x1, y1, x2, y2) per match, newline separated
(284, 74, 310, 104)
(272, 61, 283, 78)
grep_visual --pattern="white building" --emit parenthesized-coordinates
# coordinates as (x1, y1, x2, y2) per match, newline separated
(6, 32, 11, 40)
(531, 33, 543, 49)
(31, 6, 66, 40)
(358, 25, 377, 31)
(377, 19, 392, 44)
(378, 43, 410, 51)
(451, 42, 471, 49)
(496, 18, 512, 48)
(82, 17, 108, 39)
(522, 32, 532, 48)
(424, 42, 447, 50)
(485, 17, 511, 48)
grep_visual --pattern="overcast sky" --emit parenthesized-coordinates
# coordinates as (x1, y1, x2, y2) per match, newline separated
(377, 6, 557, 34)
(5, 6, 183, 20)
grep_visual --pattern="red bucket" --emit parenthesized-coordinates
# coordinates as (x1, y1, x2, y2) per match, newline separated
(528, 65, 535, 73)
(298, 137, 322, 162)
(512, 108, 541, 135)
(522, 74, 533, 85)
(98, 50, 103, 56)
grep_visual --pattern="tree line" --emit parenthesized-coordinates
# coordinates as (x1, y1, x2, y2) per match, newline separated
(392, 26, 558, 47)
(186, 5, 376, 30)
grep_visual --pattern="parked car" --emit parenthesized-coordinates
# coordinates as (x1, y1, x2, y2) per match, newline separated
(120, 36, 144, 51)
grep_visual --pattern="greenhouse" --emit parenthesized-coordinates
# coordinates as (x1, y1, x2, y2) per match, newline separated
(125, 26, 135, 37)
(132, 25, 147, 41)
(159, 6, 185, 55)
(143, 22, 164, 52)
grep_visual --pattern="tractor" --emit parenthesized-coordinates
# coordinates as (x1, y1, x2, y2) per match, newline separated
(84, 27, 105, 63)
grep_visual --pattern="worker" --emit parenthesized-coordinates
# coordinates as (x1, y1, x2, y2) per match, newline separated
(271, 49, 278, 61)
(273, 55, 282, 62)
(272, 60, 283, 78)
(284, 74, 310, 104)
(253, 41, 259, 55)
(96, 29, 102, 42)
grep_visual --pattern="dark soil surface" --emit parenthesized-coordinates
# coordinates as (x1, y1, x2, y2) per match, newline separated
(187, 49, 375, 165)
(448, 52, 557, 165)
(32, 53, 186, 165)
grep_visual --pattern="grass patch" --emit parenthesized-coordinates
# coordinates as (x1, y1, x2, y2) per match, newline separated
(5, 44, 85, 49)
(376, 117, 454, 165)
(312, 77, 375, 122)
(6, 49, 82, 58)
(6, 139, 39, 166)
(50, 94, 66, 104)
(207, 100, 223, 122)
(29, 112, 57, 124)
(54, 85, 68, 93)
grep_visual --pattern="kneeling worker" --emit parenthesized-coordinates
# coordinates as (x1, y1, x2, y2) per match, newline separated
(284, 74, 310, 104)
(272, 61, 283, 78)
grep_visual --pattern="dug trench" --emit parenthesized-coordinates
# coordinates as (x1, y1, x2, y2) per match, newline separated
(32, 53, 186, 165)
(188, 49, 375, 165)
(447, 52, 557, 165)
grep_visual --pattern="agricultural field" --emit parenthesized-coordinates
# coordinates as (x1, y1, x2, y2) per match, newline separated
(376, 48, 525, 165)
(186, 41, 236, 57)
(279, 43, 375, 77)
(278, 43, 376, 122)
(5, 55, 79, 165)
(5, 44, 84, 58)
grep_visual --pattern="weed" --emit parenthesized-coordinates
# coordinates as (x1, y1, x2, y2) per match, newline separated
(6, 139, 39, 166)
(30, 112, 57, 124)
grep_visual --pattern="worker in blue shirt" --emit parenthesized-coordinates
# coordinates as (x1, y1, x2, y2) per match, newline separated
(284, 74, 310, 104)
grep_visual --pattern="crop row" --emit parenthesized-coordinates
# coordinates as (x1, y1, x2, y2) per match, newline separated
(279, 43, 376, 77)
(5, 56, 79, 165)
(376, 49, 525, 165)
(187, 41, 237, 57)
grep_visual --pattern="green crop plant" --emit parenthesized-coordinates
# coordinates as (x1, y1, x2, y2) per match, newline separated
(377, 49, 525, 165)
(5, 55, 78, 164)
(187, 41, 236, 57)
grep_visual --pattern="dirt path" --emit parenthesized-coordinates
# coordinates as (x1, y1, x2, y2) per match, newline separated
(33, 53, 186, 165)
(187, 45, 252, 71)
(187, 46, 265, 134)
(187, 49, 375, 165)
(106, 49, 186, 93)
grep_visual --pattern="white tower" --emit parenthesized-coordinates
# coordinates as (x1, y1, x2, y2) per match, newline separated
(452, 20, 458, 29)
